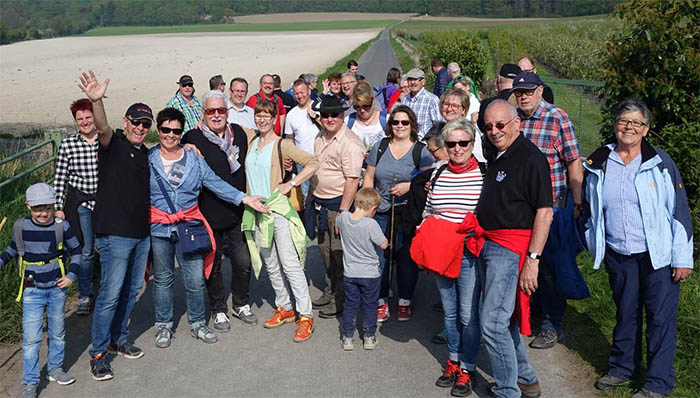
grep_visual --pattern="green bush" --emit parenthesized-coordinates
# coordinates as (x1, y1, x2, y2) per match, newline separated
(419, 30, 487, 92)
(599, 0, 700, 254)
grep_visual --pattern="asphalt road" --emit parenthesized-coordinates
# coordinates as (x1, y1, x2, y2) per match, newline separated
(357, 26, 401, 86)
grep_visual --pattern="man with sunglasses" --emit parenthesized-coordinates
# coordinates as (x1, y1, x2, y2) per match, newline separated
(76, 70, 153, 381)
(246, 74, 286, 136)
(512, 71, 583, 351)
(305, 96, 366, 318)
(166, 75, 203, 132)
(400, 68, 443, 140)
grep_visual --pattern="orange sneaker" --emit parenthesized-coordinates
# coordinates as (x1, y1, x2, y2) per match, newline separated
(263, 307, 296, 329)
(293, 316, 314, 342)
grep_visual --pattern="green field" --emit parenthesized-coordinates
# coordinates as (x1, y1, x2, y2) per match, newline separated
(396, 16, 609, 35)
(83, 20, 398, 36)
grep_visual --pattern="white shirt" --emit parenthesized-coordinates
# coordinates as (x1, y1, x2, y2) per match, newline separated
(344, 114, 385, 152)
(284, 106, 319, 155)
(227, 104, 255, 130)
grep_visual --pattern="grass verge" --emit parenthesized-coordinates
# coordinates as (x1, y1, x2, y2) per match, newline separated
(390, 31, 417, 73)
(566, 254, 700, 397)
(319, 32, 381, 79)
(83, 20, 398, 36)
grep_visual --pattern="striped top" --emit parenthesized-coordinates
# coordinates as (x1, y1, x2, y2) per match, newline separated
(0, 217, 81, 287)
(423, 166, 484, 224)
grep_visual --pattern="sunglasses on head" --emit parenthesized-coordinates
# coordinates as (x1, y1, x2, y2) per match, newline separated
(204, 107, 227, 116)
(445, 140, 472, 148)
(129, 118, 152, 129)
(159, 127, 183, 135)
(181, 83, 193, 88)
(484, 117, 516, 132)
(320, 112, 340, 119)
(390, 120, 410, 126)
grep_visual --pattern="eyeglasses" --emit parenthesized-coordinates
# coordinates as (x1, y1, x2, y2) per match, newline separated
(204, 107, 227, 116)
(442, 102, 463, 110)
(427, 146, 442, 154)
(320, 112, 340, 119)
(353, 105, 372, 111)
(254, 114, 273, 120)
(159, 127, 183, 135)
(616, 118, 646, 128)
(513, 88, 537, 97)
(128, 118, 152, 129)
(390, 120, 411, 126)
(445, 140, 473, 148)
(181, 83, 193, 88)
(484, 117, 516, 132)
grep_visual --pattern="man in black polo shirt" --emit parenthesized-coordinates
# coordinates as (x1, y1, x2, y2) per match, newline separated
(475, 99, 553, 398)
(180, 89, 258, 331)
(77, 70, 151, 381)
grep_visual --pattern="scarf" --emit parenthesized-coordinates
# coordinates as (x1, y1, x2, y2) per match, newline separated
(201, 123, 240, 173)
(447, 156, 478, 174)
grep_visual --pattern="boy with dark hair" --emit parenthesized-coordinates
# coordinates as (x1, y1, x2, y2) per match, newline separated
(335, 187, 388, 351)
(0, 183, 82, 398)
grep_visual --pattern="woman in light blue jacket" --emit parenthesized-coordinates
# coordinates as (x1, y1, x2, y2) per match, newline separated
(148, 107, 267, 348)
(581, 99, 693, 398)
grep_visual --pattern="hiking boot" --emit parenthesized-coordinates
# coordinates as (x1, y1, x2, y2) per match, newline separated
(48, 368, 75, 385)
(594, 373, 631, 390)
(318, 301, 342, 318)
(212, 312, 231, 332)
(529, 328, 559, 349)
(341, 336, 354, 351)
(432, 328, 448, 344)
(451, 368, 473, 397)
(76, 296, 92, 316)
(154, 325, 172, 348)
(232, 305, 258, 326)
(90, 352, 114, 381)
(293, 316, 314, 342)
(377, 303, 390, 323)
(21, 384, 37, 398)
(107, 342, 144, 359)
(263, 307, 296, 328)
(436, 359, 460, 388)
(518, 380, 542, 398)
(632, 388, 666, 398)
(191, 325, 218, 343)
(397, 304, 412, 321)
(312, 294, 332, 309)
(363, 335, 378, 350)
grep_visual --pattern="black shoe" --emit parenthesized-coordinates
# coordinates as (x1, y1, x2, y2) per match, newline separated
(450, 368, 472, 397)
(594, 373, 631, 390)
(529, 328, 559, 349)
(432, 329, 448, 344)
(436, 360, 460, 388)
(318, 302, 342, 318)
(90, 352, 114, 381)
(107, 342, 144, 359)
(312, 294, 332, 309)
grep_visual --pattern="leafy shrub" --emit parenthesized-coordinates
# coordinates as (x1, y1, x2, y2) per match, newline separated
(419, 30, 487, 92)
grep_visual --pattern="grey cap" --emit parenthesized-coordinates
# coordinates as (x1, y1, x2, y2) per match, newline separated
(405, 68, 425, 79)
(26, 183, 55, 206)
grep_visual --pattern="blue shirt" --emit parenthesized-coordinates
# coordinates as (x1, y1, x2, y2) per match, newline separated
(245, 138, 274, 198)
(401, 88, 443, 140)
(602, 150, 647, 254)
(227, 104, 256, 130)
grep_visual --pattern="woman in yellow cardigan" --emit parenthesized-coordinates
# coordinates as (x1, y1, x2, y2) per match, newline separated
(243, 99, 319, 342)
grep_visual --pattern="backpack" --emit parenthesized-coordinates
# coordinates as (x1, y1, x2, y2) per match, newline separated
(347, 111, 388, 130)
(12, 218, 66, 301)
(375, 137, 425, 171)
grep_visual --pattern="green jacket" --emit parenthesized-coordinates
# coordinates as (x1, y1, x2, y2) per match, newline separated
(241, 189, 310, 278)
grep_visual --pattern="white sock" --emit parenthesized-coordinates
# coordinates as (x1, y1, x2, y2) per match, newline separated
(399, 299, 411, 306)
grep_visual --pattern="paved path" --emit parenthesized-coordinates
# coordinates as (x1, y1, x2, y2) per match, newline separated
(1, 26, 600, 398)
(358, 26, 401, 85)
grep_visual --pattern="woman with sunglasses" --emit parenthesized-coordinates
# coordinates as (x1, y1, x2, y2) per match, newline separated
(244, 99, 320, 343)
(345, 91, 387, 152)
(363, 105, 433, 323)
(148, 105, 268, 349)
(422, 118, 485, 397)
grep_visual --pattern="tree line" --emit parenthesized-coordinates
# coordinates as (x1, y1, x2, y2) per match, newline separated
(0, 0, 624, 45)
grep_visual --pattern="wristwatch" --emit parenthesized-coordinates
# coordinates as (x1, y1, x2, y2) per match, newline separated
(527, 251, 541, 260)
(290, 180, 298, 187)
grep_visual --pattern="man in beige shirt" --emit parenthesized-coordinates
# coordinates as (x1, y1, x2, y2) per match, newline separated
(306, 96, 366, 318)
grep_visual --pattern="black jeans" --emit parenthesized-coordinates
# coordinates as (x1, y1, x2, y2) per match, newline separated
(206, 226, 251, 313)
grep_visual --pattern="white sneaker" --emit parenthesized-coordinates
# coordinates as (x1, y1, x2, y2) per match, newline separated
(213, 312, 230, 332)
(232, 304, 258, 326)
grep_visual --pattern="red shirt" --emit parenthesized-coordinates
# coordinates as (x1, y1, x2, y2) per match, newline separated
(246, 91, 287, 135)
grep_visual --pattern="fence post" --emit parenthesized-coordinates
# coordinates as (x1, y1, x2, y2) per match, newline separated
(50, 132, 62, 155)
(578, 86, 584, 135)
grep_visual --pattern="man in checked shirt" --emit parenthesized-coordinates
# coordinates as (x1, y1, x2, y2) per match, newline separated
(53, 98, 99, 316)
(512, 71, 584, 350)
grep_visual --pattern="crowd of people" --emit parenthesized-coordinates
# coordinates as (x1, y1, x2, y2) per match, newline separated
(0, 57, 693, 398)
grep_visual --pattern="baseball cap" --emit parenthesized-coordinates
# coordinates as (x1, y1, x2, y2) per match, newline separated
(26, 183, 55, 207)
(499, 64, 522, 79)
(512, 72, 544, 90)
(178, 75, 194, 85)
(124, 103, 153, 120)
(405, 68, 426, 79)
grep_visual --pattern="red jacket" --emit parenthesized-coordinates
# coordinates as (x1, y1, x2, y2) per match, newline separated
(410, 216, 466, 278)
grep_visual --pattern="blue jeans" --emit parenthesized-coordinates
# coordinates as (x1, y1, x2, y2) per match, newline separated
(342, 276, 381, 337)
(22, 287, 66, 385)
(77, 205, 95, 298)
(151, 236, 207, 329)
(296, 164, 310, 202)
(537, 207, 566, 334)
(90, 235, 150, 356)
(435, 250, 481, 371)
(375, 209, 418, 301)
(479, 240, 537, 398)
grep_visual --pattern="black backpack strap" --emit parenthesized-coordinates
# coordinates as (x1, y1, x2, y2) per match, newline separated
(277, 138, 285, 180)
(430, 163, 449, 191)
(375, 137, 390, 165)
(478, 161, 487, 177)
(412, 141, 426, 171)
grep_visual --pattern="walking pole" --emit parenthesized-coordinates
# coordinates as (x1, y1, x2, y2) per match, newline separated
(0, 216, 7, 234)
(388, 174, 397, 291)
